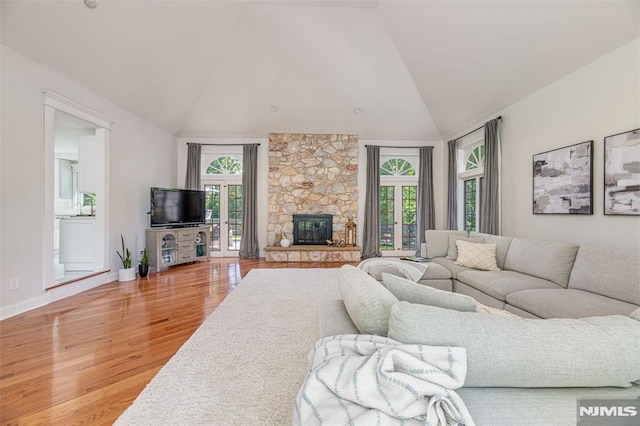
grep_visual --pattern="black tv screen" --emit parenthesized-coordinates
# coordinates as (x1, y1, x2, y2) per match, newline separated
(150, 188, 206, 227)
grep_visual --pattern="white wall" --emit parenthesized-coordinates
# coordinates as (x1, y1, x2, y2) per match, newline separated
(450, 38, 639, 252)
(1, 46, 176, 318)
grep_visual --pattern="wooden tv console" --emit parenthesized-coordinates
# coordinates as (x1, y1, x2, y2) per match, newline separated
(146, 227, 209, 271)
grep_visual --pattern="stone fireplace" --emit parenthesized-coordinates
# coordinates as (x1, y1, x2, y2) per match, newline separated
(267, 133, 359, 241)
(293, 214, 333, 245)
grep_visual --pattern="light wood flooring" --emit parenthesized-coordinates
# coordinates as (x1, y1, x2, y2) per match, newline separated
(0, 258, 356, 425)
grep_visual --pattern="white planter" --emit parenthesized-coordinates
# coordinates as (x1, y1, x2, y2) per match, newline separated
(118, 267, 136, 282)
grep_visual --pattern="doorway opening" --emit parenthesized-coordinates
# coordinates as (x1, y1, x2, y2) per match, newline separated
(43, 91, 111, 289)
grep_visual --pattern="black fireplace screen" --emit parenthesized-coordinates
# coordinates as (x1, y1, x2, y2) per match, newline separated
(293, 214, 333, 245)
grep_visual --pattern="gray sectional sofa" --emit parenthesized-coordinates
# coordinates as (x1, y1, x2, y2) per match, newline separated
(417, 230, 640, 318)
(318, 265, 640, 425)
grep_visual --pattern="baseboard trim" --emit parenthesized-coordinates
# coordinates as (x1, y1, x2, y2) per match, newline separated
(0, 295, 48, 320)
(1, 273, 116, 320)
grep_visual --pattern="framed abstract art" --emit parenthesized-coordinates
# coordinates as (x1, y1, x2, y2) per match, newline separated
(533, 140, 593, 215)
(604, 128, 640, 215)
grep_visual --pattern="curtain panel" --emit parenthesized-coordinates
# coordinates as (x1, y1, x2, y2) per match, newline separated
(361, 145, 381, 259)
(239, 144, 260, 259)
(479, 118, 501, 235)
(416, 146, 435, 256)
(185, 143, 201, 190)
(446, 140, 458, 230)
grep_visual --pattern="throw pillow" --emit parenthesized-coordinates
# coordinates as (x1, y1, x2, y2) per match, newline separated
(446, 236, 484, 260)
(455, 240, 500, 271)
(388, 302, 640, 388)
(337, 265, 398, 336)
(380, 273, 477, 312)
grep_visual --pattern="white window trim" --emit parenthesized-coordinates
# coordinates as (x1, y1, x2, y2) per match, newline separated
(456, 130, 485, 231)
(379, 155, 419, 256)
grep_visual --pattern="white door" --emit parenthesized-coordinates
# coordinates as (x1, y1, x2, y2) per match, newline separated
(204, 182, 243, 257)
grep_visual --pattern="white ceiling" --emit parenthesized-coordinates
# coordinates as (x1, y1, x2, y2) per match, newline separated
(2, 0, 638, 140)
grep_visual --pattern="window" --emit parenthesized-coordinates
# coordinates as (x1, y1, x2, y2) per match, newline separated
(206, 156, 242, 175)
(379, 156, 418, 255)
(458, 140, 484, 232)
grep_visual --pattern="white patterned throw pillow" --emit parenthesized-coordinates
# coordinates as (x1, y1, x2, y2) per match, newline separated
(455, 240, 500, 271)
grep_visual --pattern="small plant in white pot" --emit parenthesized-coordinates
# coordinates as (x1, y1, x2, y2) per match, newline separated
(117, 235, 136, 282)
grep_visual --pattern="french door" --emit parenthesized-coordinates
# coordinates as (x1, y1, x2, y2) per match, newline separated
(379, 184, 417, 256)
(204, 181, 243, 257)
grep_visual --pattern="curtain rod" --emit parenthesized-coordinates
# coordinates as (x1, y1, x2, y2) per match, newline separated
(454, 116, 502, 142)
(187, 142, 260, 146)
(364, 145, 434, 148)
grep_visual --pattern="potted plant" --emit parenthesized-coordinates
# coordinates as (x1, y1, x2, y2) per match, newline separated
(117, 235, 136, 281)
(138, 248, 150, 278)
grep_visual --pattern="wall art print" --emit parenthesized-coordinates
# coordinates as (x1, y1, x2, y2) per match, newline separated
(533, 140, 593, 215)
(604, 128, 640, 215)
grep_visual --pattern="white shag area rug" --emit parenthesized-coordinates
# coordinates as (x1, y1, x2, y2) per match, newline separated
(115, 268, 341, 426)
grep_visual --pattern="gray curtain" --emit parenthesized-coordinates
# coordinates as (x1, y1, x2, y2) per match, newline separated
(361, 145, 381, 259)
(240, 144, 260, 259)
(239, 144, 260, 259)
(447, 140, 458, 230)
(416, 146, 435, 256)
(480, 119, 500, 235)
(185, 143, 201, 190)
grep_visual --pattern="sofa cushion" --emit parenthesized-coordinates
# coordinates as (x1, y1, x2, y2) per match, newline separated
(458, 387, 640, 426)
(381, 273, 477, 312)
(388, 302, 640, 388)
(506, 288, 640, 319)
(425, 230, 466, 258)
(318, 300, 359, 338)
(432, 257, 474, 279)
(446, 236, 484, 259)
(568, 245, 640, 305)
(469, 232, 513, 269)
(455, 241, 500, 271)
(337, 265, 398, 336)
(420, 262, 452, 280)
(457, 270, 562, 302)
(504, 238, 579, 287)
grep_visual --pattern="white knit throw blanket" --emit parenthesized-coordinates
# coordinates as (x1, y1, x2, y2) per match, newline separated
(293, 335, 475, 426)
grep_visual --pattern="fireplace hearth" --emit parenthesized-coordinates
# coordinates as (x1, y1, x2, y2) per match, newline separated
(293, 214, 333, 245)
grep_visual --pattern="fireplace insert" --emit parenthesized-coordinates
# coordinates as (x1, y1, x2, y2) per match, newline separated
(293, 214, 333, 245)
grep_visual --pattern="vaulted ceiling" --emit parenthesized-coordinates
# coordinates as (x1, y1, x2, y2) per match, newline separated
(2, 0, 638, 140)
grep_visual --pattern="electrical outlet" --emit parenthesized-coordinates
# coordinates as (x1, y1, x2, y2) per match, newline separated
(10, 277, 19, 290)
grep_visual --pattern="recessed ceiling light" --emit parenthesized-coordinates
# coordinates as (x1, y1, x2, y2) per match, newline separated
(269, 105, 279, 113)
(84, 0, 97, 9)
(353, 107, 362, 114)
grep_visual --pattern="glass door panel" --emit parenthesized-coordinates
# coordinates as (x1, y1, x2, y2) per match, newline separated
(379, 186, 395, 251)
(227, 184, 243, 252)
(205, 184, 221, 253)
(379, 184, 417, 255)
(204, 182, 241, 257)
(402, 186, 417, 251)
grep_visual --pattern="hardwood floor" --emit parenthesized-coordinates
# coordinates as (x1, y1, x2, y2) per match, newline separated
(0, 258, 356, 425)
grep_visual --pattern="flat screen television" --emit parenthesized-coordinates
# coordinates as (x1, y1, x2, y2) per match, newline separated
(150, 187, 206, 227)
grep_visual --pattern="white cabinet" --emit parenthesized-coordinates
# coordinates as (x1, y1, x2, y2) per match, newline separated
(59, 216, 95, 271)
(77, 136, 97, 193)
(146, 227, 209, 271)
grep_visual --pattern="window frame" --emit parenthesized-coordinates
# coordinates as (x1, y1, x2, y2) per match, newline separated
(456, 131, 485, 231)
